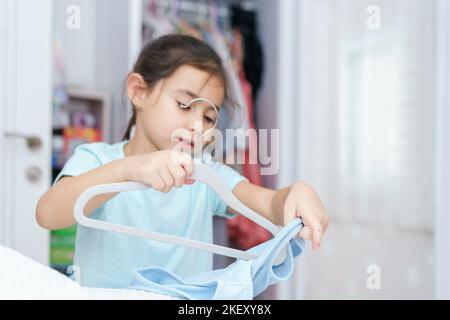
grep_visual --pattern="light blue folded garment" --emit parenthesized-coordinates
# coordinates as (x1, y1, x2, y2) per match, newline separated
(127, 218, 304, 300)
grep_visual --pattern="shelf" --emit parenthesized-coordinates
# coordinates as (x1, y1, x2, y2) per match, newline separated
(50, 86, 110, 269)
(67, 86, 109, 103)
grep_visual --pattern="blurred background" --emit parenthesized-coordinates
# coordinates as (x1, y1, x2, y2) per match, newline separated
(0, 0, 449, 299)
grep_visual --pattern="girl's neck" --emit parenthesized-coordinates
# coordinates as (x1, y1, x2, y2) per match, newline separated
(124, 130, 160, 157)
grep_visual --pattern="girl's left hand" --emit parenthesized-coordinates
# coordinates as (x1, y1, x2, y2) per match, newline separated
(283, 182, 330, 251)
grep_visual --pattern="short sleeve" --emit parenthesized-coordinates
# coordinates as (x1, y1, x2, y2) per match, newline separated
(209, 163, 249, 219)
(53, 143, 103, 185)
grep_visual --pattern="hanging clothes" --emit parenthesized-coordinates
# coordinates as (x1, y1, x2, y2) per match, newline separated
(143, 0, 175, 41)
(231, 5, 264, 104)
(175, 20, 204, 40)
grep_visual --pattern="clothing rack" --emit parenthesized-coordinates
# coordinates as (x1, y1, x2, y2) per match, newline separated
(147, 0, 255, 31)
(153, 0, 256, 15)
(150, 0, 230, 26)
(157, 0, 229, 17)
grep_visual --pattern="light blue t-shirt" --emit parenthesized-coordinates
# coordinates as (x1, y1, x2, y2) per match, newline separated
(55, 141, 248, 288)
(128, 218, 305, 300)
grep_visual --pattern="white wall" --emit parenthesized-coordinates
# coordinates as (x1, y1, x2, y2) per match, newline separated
(53, 0, 97, 88)
(435, 0, 450, 300)
(53, 0, 131, 142)
(257, 0, 442, 299)
(293, 0, 437, 299)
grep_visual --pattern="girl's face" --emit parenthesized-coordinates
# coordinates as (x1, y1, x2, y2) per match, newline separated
(128, 65, 224, 154)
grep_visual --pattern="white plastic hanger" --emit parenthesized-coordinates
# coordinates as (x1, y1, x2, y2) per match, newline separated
(73, 160, 282, 261)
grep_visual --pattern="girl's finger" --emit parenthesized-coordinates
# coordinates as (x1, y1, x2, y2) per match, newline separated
(298, 226, 313, 240)
(181, 161, 194, 178)
(304, 214, 323, 250)
(157, 166, 174, 192)
(145, 172, 165, 191)
(283, 197, 298, 226)
(172, 151, 194, 177)
(168, 162, 186, 188)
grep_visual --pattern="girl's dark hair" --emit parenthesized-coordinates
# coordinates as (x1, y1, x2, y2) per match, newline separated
(122, 34, 238, 140)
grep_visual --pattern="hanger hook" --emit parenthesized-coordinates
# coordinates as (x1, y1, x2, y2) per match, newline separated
(180, 97, 220, 142)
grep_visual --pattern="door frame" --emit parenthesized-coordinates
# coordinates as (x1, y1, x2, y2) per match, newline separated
(435, 0, 450, 300)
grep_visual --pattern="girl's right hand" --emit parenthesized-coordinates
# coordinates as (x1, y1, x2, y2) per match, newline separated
(121, 150, 195, 193)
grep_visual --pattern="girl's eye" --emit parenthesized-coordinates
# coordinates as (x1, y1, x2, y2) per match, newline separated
(177, 101, 190, 110)
(205, 117, 215, 124)
(177, 101, 216, 124)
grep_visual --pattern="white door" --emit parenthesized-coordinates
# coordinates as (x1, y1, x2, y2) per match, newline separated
(0, 0, 52, 265)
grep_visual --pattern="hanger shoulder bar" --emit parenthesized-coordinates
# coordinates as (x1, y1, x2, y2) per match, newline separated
(191, 163, 281, 235)
(73, 180, 257, 260)
(72, 162, 280, 260)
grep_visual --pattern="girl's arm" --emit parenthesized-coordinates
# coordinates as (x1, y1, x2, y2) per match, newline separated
(36, 158, 127, 230)
(226, 182, 279, 224)
(228, 181, 329, 249)
(36, 150, 194, 230)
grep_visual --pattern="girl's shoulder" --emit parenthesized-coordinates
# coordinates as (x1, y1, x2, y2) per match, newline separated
(72, 141, 127, 164)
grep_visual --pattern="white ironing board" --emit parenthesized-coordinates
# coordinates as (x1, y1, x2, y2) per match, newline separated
(73, 160, 283, 261)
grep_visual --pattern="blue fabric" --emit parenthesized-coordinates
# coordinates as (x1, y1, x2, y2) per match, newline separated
(54, 141, 248, 288)
(127, 219, 304, 300)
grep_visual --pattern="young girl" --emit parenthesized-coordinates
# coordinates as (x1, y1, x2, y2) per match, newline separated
(36, 34, 329, 289)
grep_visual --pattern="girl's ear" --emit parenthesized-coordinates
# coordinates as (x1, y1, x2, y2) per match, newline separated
(127, 73, 149, 109)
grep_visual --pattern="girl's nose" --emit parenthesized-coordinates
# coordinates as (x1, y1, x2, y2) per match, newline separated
(188, 121, 204, 142)
(187, 110, 205, 130)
